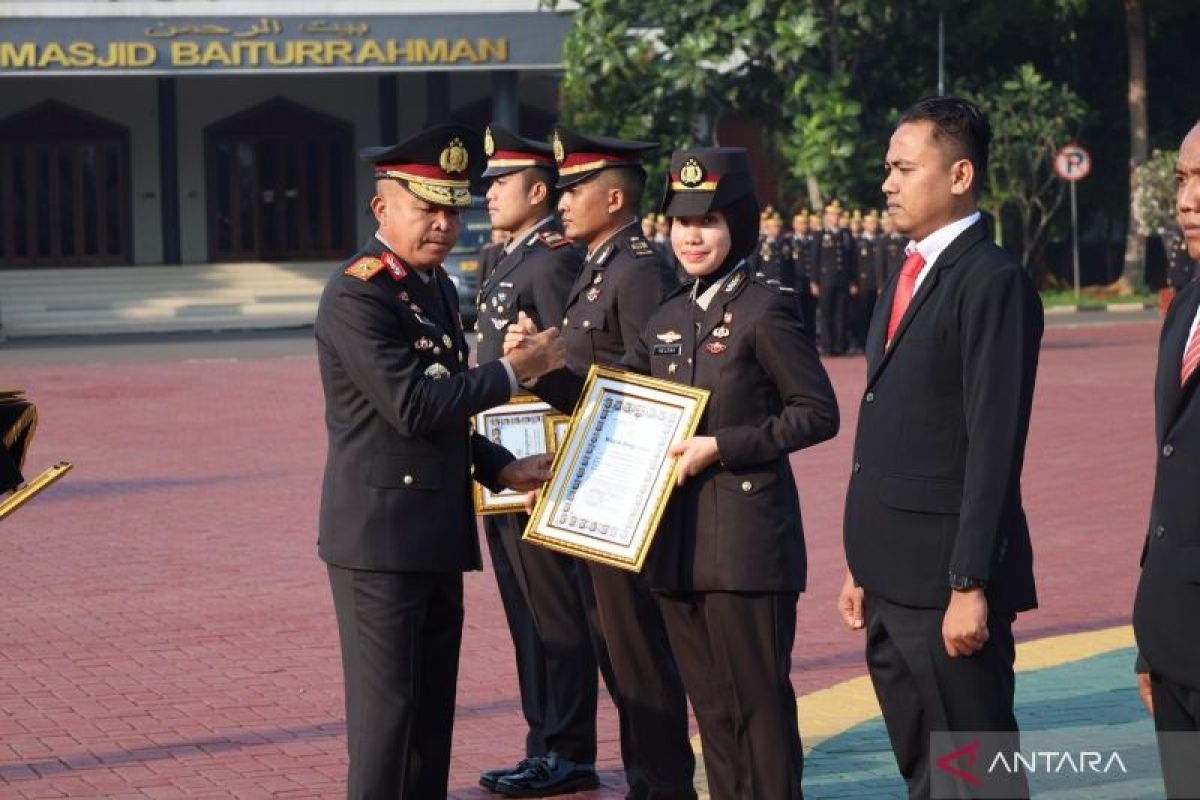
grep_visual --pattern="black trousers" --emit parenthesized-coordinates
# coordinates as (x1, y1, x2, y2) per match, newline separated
(484, 515, 548, 757)
(589, 564, 697, 799)
(863, 593, 1027, 800)
(656, 591, 803, 800)
(490, 512, 599, 763)
(327, 564, 463, 800)
(817, 286, 848, 355)
(1150, 673, 1200, 798)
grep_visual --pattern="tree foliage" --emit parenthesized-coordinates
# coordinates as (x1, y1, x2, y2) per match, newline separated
(970, 64, 1088, 277)
(1131, 148, 1179, 235)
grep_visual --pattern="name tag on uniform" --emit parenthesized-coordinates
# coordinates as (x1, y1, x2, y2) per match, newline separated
(652, 344, 682, 356)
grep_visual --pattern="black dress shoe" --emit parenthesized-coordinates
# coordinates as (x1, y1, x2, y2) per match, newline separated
(480, 757, 536, 792)
(494, 753, 600, 797)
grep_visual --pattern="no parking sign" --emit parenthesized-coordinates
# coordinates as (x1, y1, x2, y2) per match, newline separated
(1055, 144, 1092, 182)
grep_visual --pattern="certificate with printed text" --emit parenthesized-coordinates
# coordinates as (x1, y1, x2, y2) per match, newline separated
(473, 395, 553, 515)
(523, 366, 709, 571)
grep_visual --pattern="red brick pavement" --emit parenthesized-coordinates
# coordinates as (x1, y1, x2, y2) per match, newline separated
(0, 320, 1158, 798)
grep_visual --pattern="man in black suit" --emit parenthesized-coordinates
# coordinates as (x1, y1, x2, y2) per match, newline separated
(495, 127, 696, 799)
(314, 125, 565, 799)
(838, 98, 1043, 800)
(474, 124, 599, 795)
(1134, 120, 1200, 799)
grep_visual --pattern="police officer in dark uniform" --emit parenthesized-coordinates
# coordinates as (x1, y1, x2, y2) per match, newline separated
(517, 147, 839, 799)
(496, 126, 697, 799)
(879, 210, 907, 284)
(314, 124, 565, 798)
(809, 200, 856, 356)
(849, 209, 883, 353)
(749, 209, 793, 287)
(786, 212, 817, 332)
(474, 124, 597, 794)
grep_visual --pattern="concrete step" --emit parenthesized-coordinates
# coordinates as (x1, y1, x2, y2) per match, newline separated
(0, 262, 335, 337)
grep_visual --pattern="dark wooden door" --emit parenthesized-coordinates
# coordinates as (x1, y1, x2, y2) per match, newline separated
(0, 102, 130, 268)
(206, 99, 352, 262)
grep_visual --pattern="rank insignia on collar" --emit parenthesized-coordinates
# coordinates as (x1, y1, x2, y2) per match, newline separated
(711, 325, 730, 339)
(724, 270, 744, 293)
(593, 245, 613, 266)
(705, 341, 727, 355)
(424, 363, 451, 380)
(539, 230, 571, 249)
(409, 303, 423, 314)
(592, 273, 604, 285)
(414, 337, 435, 350)
(723, 311, 733, 323)
(381, 252, 408, 280)
(586, 287, 601, 302)
(657, 330, 683, 343)
(345, 257, 383, 281)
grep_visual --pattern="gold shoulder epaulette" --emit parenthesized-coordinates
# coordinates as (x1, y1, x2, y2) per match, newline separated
(345, 257, 384, 281)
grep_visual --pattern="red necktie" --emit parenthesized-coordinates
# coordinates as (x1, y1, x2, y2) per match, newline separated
(1182, 322, 1200, 386)
(886, 251, 926, 345)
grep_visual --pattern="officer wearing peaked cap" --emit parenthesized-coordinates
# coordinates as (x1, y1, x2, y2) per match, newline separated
(314, 124, 566, 799)
(809, 199, 856, 355)
(495, 126, 697, 799)
(523, 146, 839, 800)
(473, 124, 598, 795)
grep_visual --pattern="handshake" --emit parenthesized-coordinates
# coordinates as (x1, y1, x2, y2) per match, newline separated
(504, 312, 566, 384)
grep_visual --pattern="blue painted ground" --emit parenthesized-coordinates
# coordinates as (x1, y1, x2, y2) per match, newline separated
(803, 648, 1167, 799)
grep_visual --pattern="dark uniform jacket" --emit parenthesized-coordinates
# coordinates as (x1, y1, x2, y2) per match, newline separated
(748, 236, 793, 288)
(855, 234, 883, 293)
(476, 222, 582, 365)
(315, 236, 515, 573)
(559, 222, 678, 375)
(810, 228, 855, 289)
(1134, 281, 1200, 690)
(537, 264, 839, 593)
(789, 233, 814, 289)
(880, 233, 907, 284)
(843, 220, 1043, 613)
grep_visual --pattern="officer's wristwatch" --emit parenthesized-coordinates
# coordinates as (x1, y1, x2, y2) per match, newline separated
(949, 572, 987, 592)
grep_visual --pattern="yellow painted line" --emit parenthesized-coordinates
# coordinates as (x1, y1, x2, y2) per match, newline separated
(690, 624, 1136, 796)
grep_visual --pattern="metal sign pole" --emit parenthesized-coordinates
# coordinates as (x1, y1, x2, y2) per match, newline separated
(1071, 180, 1081, 302)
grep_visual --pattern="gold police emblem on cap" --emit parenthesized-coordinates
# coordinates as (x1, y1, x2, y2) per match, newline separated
(552, 131, 565, 165)
(483, 126, 495, 157)
(679, 157, 705, 188)
(440, 137, 469, 175)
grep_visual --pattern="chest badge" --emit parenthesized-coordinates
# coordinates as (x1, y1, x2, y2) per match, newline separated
(414, 337, 435, 351)
(586, 287, 601, 303)
(424, 363, 451, 380)
(442, 334, 453, 348)
(723, 311, 733, 324)
(711, 325, 730, 339)
(656, 330, 682, 343)
(705, 341, 727, 355)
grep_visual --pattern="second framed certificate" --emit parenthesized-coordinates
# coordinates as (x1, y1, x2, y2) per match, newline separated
(524, 366, 709, 572)
(473, 395, 553, 515)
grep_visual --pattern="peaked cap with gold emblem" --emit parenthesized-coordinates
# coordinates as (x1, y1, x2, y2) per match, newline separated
(660, 147, 756, 218)
(551, 126, 657, 188)
(360, 124, 482, 208)
(481, 124, 557, 179)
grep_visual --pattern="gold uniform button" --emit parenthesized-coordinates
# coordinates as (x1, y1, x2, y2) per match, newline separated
(403, 475, 414, 486)
(741, 481, 753, 492)
(562, 317, 569, 326)
(582, 320, 591, 329)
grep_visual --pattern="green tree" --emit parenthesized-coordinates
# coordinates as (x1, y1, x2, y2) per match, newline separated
(970, 64, 1088, 280)
(1131, 148, 1179, 236)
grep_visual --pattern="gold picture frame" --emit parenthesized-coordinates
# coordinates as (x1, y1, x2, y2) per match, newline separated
(523, 365, 710, 572)
(473, 394, 553, 515)
(542, 413, 571, 455)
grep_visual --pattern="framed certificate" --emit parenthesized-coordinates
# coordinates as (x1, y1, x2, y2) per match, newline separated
(473, 395, 553, 515)
(542, 413, 571, 455)
(524, 366, 709, 572)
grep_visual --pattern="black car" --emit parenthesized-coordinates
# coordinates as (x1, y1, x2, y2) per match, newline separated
(444, 198, 490, 330)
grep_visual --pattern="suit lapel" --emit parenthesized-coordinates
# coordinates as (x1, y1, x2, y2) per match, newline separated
(1160, 289, 1200, 439)
(484, 239, 530, 296)
(866, 220, 987, 388)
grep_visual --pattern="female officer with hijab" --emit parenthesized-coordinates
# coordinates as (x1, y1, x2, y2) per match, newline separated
(511, 147, 839, 798)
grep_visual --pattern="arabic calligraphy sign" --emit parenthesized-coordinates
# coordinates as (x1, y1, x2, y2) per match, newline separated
(0, 13, 571, 74)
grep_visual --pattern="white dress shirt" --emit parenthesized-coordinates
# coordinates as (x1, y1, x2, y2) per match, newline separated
(905, 211, 982, 293)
